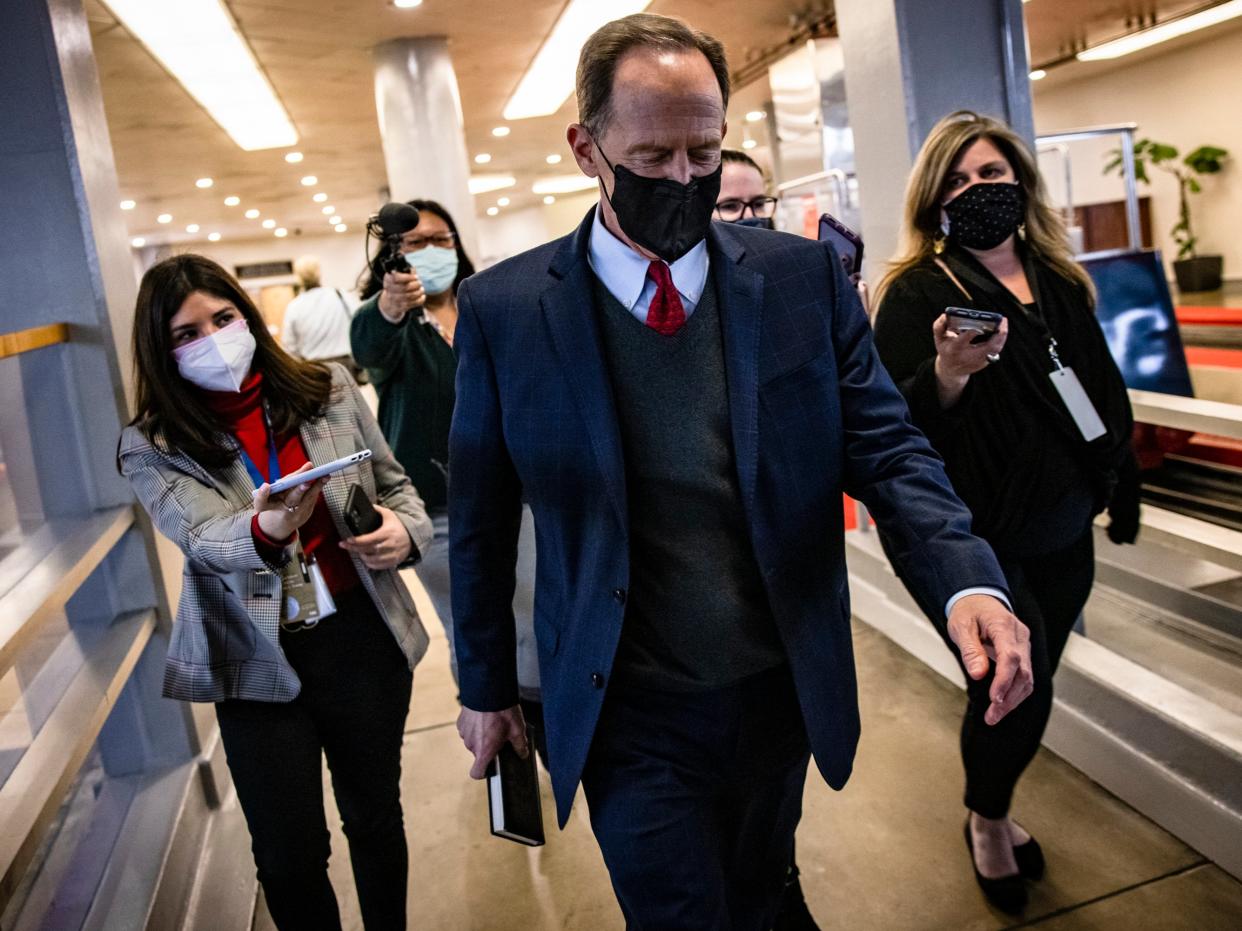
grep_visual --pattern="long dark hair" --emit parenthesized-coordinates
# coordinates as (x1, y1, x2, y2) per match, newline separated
(358, 199, 476, 299)
(129, 254, 333, 469)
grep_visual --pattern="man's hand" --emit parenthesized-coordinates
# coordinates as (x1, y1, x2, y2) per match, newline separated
(457, 705, 529, 780)
(947, 594, 1033, 726)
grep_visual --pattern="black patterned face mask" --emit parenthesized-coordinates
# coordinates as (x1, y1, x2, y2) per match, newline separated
(943, 181, 1026, 250)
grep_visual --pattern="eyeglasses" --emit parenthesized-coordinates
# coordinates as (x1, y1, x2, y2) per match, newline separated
(714, 197, 778, 222)
(401, 232, 457, 251)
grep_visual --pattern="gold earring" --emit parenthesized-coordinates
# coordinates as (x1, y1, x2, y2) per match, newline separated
(933, 232, 946, 255)
(1017, 223, 1027, 241)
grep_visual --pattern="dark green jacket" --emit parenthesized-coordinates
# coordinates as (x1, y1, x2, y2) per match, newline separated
(350, 296, 456, 509)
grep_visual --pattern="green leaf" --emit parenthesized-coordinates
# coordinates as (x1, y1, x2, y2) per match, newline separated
(1147, 142, 1179, 163)
(1184, 145, 1229, 174)
(1187, 177, 1201, 194)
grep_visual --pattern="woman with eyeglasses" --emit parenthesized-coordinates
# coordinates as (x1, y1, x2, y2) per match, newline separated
(119, 254, 433, 930)
(715, 149, 779, 228)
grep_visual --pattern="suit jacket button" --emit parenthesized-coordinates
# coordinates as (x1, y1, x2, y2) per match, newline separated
(591, 672, 605, 689)
(612, 588, 626, 605)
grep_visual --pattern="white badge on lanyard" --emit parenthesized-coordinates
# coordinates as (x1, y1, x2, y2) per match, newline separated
(1047, 339, 1106, 442)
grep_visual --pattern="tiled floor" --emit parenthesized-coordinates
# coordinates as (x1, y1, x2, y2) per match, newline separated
(254, 570, 1242, 930)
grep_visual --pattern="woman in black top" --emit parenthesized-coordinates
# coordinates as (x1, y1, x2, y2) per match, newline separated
(873, 111, 1139, 914)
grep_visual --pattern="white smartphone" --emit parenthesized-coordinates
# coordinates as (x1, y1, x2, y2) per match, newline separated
(256, 450, 373, 497)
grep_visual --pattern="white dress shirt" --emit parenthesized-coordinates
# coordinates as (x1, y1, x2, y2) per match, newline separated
(587, 204, 709, 324)
(585, 204, 1009, 620)
(281, 287, 357, 360)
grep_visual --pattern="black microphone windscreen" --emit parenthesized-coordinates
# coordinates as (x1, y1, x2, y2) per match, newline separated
(375, 202, 421, 237)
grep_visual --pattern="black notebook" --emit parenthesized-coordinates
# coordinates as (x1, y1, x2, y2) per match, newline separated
(486, 739, 545, 846)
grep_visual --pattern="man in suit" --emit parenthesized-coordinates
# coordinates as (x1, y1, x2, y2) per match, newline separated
(450, 13, 1033, 929)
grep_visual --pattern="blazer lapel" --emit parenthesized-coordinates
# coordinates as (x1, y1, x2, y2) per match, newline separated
(541, 209, 628, 530)
(709, 225, 764, 521)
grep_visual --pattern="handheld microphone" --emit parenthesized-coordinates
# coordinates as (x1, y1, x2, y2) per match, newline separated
(365, 202, 422, 276)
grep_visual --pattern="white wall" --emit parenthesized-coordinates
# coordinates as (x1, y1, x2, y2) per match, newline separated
(474, 190, 597, 268)
(171, 231, 368, 296)
(1033, 22, 1242, 279)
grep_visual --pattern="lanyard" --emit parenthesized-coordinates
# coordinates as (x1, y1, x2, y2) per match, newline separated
(239, 406, 281, 489)
(942, 249, 1058, 370)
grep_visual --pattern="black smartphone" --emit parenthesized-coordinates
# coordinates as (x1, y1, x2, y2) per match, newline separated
(945, 307, 1004, 344)
(817, 213, 864, 277)
(344, 484, 382, 537)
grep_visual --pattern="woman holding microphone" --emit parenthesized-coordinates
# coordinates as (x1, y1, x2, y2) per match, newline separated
(120, 254, 433, 930)
(873, 111, 1139, 914)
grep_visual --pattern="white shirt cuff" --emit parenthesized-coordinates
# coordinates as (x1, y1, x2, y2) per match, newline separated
(945, 587, 1011, 619)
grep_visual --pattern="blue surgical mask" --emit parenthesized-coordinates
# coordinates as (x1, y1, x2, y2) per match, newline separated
(403, 245, 459, 296)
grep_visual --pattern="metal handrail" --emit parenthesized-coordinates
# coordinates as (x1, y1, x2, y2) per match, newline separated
(1128, 389, 1242, 441)
(1036, 123, 1142, 252)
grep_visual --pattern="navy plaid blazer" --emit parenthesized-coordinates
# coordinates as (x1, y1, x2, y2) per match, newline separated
(449, 209, 1006, 826)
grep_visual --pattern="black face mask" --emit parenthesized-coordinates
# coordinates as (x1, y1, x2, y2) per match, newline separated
(597, 144, 722, 263)
(730, 216, 774, 230)
(943, 181, 1026, 251)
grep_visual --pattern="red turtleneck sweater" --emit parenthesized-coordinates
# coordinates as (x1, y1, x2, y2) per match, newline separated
(200, 371, 360, 595)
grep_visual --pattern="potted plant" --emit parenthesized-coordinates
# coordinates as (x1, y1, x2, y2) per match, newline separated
(1105, 138, 1230, 292)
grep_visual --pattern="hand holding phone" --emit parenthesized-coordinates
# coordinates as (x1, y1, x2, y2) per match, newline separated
(818, 214, 864, 277)
(945, 307, 1004, 344)
(256, 450, 372, 498)
(343, 484, 382, 537)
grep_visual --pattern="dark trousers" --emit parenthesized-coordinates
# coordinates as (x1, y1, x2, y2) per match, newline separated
(953, 529, 1095, 817)
(216, 588, 413, 931)
(581, 665, 811, 931)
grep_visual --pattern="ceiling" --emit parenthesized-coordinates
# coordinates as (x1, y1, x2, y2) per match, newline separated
(88, 0, 1234, 248)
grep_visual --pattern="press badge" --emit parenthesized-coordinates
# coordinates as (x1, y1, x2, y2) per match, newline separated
(280, 539, 336, 628)
(1047, 342, 1106, 442)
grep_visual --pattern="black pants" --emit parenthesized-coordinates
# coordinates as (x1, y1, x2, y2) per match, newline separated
(581, 665, 811, 931)
(950, 529, 1095, 818)
(216, 588, 413, 931)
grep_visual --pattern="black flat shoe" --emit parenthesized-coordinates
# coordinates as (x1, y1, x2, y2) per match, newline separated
(964, 821, 1027, 915)
(1013, 835, 1045, 881)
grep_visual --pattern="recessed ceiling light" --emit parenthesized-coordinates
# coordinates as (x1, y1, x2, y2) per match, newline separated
(329, 215, 342, 224)
(486, 206, 499, 216)
(497, 197, 510, 207)
(491, 126, 510, 137)
(474, 153, 492, 164)
(543, 195, 556, 205)
(195, 177, 213, 188)
(245, 208, 260, 219)
(745, 110, 765, 123)
(741, 139, 757, 150)
(285, 151, 304, 163)
(1077, 0, 1242, 59)
(208, 232, 221, 241)
(186, 223, 200, 233)
(100, 0, 297, 150)
(335, 223, 348, 232)
(274, 227, 288, 237)
(120, 199, 136, 210)
(131, 236, 146, 247)
(301, 175, 318, 186)
(531, 175, 598, 195)
(157, 213, 172, 223)
(262, 218, 276, 229)
(503, 0, 652, 120)
(393, 0, 423, 8)
(322, 205, 335, 214)
(546, 153, 562, 165)
(313, 192, 328, 202)
(469, 174, 517, 195)
(1029, 69, 1047, 80)
(224, 195, 240, 206)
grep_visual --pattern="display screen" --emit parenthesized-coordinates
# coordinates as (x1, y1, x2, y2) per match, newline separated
(1081, 250, 1195, 398)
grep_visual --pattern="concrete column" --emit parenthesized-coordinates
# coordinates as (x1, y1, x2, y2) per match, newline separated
(373, 37, 479, 258)
(836, 0, 1033, 276)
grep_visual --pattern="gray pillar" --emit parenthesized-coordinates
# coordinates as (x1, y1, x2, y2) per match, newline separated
(373, 38, 479, 258)
(837, 0, 1033, 275)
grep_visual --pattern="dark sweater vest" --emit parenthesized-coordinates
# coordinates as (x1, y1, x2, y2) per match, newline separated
(593, 271, 785, 692)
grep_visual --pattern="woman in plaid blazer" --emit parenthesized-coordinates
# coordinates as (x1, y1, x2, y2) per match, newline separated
(119, 254, 433, 931)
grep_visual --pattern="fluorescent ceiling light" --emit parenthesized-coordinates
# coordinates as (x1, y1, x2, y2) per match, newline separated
(503, 0, 653, 120)
(100, 0, 297, 151)
(1077, 0, 1242, 60)
(469, 174, 517, 195)
(532, 174, 599, 195)
(394, 0, 423, 8)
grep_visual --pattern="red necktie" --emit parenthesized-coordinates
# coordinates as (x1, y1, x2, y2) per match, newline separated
(645, 260, 686, 336)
